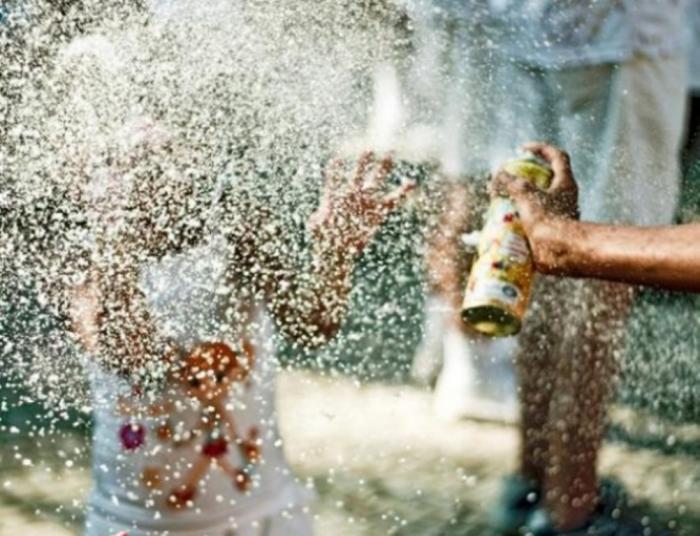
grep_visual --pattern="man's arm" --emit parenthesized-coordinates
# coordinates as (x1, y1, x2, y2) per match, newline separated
(533, 219, 700, 292)
(496, 142, 700, 293)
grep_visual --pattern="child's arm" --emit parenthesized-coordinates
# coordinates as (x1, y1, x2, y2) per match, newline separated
(88, 239, 168, 377)
(69, 120, 199, 380)
(496, 142, 700, 293)
(2, 169, 160, 379)
(59, 215, 170, 383)
(258, 153, 415, 347)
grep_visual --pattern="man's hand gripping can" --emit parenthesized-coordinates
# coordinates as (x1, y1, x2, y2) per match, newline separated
(461, 153, 553, 337)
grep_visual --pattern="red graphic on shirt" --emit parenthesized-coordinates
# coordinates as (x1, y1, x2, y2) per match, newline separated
(119, 422, 146, 451)
(117, 340, 263, 511)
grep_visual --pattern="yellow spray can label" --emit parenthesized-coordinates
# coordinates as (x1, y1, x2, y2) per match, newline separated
(461, 154, 553, 337)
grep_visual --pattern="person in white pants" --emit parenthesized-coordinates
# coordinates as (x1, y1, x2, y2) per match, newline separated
(385, 0, 521, 423)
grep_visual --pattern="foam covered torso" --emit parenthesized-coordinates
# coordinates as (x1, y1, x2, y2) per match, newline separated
(86, 238, 307, 534)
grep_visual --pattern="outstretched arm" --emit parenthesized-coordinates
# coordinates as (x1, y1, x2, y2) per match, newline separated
(495, 143, 700, 293)
(530, 219, 700, 293)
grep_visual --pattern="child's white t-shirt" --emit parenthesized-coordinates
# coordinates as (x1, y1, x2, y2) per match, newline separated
(85, 238, 310, 534)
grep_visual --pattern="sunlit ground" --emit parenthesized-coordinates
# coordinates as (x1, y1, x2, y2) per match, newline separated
(0, 371, 698, 536)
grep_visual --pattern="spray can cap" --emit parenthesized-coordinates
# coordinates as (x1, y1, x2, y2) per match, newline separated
(502, 150, 553, 190)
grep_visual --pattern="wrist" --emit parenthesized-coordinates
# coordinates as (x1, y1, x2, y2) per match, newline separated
(530, 218, 572, 275)
(312, 230, 356, 273)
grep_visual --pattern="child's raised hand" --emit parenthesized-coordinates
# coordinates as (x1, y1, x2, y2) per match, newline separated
(308, 152, 415, 254)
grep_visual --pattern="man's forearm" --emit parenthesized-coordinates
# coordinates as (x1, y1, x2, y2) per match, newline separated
(535, 220, 700, 292)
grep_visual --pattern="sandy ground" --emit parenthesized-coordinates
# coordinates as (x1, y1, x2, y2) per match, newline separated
(0, 371, 698, 535)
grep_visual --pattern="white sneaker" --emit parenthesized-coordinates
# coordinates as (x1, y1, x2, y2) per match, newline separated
(433, 326, 519, 424)
(411, 294, 450, 386)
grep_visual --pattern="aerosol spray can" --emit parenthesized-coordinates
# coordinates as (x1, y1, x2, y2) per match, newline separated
(461, 153, 553, 337)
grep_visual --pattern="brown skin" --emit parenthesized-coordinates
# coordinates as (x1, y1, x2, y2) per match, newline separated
(493, 141, 696, 531)
(71, 131, 414, 379)
(495, 142, 700, 293)
(515, 275, 630, 530)
(423, 179, 481, 327)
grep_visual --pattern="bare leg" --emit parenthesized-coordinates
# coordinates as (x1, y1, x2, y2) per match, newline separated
(515, 276, 568, 485)
(544, 280, 633, 530)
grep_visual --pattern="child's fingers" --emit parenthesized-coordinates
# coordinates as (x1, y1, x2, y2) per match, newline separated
(324, 158, 345, 190)
(492, 171, 542, 219)
(520, 141, 567, 165)
(365, 154, 394, 192)
(353, 151, 375, 187)
(491, 171, 512, 196)
(520, 142, 578, 218)
(307, 210, 322, 233)
(379, 180, 416, 213)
